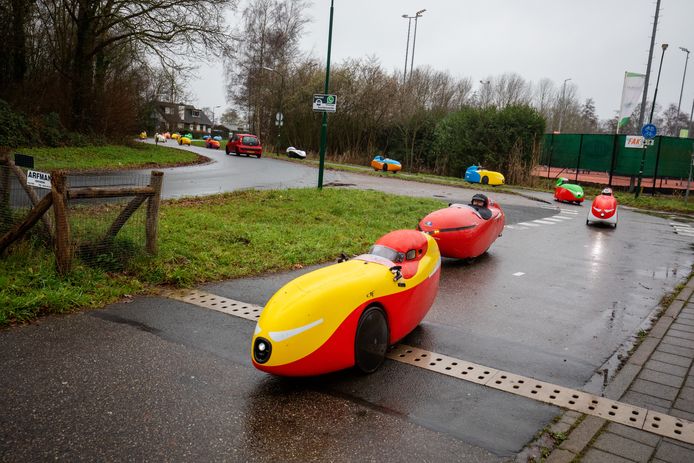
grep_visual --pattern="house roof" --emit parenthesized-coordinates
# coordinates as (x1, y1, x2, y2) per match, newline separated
(154, 101, 213, 126)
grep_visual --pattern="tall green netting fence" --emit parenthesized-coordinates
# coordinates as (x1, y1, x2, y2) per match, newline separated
(541, 134, 694, 186)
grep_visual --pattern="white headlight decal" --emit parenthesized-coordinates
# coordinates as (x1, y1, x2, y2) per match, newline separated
(254, 323, 261, 336)
(269, 319, 324, 342)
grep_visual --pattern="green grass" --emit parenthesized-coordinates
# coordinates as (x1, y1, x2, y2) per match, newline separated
(18, 143, 201, 171)
(0, 188, 443, 325)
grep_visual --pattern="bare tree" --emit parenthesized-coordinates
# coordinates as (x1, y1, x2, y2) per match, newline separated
(491, 72, 531, 108)
(226, 0, 311, 139)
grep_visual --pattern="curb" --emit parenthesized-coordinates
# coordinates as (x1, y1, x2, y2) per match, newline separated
(541, 274, 694, 462)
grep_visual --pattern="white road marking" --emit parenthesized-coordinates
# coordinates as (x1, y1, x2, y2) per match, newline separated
(517, 222, 540, 227)
(533, 220, 555, 225)
(512, 272, 525, 277)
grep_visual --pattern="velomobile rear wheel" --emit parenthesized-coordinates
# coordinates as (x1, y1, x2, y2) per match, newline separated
(354, 306, 389, 373)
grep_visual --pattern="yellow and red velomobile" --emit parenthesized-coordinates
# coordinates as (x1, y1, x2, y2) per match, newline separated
(251, 230, 441, 376)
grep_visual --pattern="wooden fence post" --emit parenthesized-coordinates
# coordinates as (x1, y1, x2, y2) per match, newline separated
(145, 171, 163, 254)
(52, 171, 72, 274)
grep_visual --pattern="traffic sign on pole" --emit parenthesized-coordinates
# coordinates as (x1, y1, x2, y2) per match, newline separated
(313, 94, 337, 113)
(641, 123, 657, 139)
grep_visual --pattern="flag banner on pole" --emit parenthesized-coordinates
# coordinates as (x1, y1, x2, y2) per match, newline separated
(617, 71, 646, 128)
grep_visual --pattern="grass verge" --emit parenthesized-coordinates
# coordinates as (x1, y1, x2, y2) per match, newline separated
(17, 143, 202, 171)
(270, 152, 694, 215)
(0, 188, 443, 325)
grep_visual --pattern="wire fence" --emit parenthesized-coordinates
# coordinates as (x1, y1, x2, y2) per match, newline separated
(67, 173, 150, 271)
(1, 159, 161, 274)
(0, 163, 52, 247)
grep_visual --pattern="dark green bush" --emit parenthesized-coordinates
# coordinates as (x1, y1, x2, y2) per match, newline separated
(0, 99, 32, 147)
(432, 105, 546, 177)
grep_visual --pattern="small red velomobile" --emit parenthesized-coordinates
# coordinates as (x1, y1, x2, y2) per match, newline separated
(205, 138, 220, 149)
(587, 188, 618, 228)
(554, 177, 585, 204)
(251, 230, 441, 376)
(417, 194, 505, 259)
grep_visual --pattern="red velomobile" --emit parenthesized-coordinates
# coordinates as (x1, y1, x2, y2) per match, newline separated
(251, 230, 441, 376)
(417, 194, 505, 260)
(554, 177, 585, 204)
(587, 188, 618, 227)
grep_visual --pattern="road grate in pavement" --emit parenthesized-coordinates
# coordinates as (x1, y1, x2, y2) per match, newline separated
(164, 289, 262, 321)
(388, 344, 694, 444)
(164, 291, 694, 445)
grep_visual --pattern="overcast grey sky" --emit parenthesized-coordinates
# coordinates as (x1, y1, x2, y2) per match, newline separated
(191, 0, 694, 123)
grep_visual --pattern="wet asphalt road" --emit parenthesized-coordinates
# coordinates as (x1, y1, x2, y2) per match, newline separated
(2, 148, 694, 461)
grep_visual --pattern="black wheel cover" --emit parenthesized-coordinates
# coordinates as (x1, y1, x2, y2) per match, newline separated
(354, 306, 389, 373)
(481, 176, 489, 184)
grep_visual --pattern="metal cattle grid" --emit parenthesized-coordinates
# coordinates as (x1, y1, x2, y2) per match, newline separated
(165, 290, 694, 445)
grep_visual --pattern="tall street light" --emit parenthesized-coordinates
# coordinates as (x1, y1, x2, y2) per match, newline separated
(401, 14, 414, 83)
(409, 9, 426, 78)
(479, 80, 491, 108)
(262, 66, 285, 149)
(211, 105, 220, 133)
(638, 43, 668, 198)
(317, 0, 335, 189)
(677, 47, 690, 135)
(649, 43, 669, 123)
(557, 78, 571, 133)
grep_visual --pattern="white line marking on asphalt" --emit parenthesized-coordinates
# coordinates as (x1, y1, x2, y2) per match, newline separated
(533, 220, 555, 225)
(165, 290, 694, 445)
(517, 222, 540, 227)
(542, 217, 564, 222)
(512, 272, 525, 277)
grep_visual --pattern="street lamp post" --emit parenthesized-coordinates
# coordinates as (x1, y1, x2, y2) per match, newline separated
(649, 43, 669, 123)
(262, 66, 285, 150)
(479, 80, 490, 108)
(211, 105, 220, 133)
(409, 9, 426, 77)
(557, 78, 571, 133)
(677, 47, 690, 135)
(317, 0, 335, 189)
(638, 43, 668, 198)
(401, 14, 414, 83)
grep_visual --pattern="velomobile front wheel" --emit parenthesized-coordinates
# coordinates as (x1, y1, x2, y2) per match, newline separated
(354, 306, 389, 373)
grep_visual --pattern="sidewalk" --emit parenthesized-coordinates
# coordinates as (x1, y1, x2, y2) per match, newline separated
(546, 276, 694, 462)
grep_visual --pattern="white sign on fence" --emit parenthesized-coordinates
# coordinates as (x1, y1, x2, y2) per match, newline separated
(26, 170, 52, 189)
(625, 135, 644, 148)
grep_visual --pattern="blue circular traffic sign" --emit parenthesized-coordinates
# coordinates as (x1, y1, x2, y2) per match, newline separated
(642, 124, 657, 139)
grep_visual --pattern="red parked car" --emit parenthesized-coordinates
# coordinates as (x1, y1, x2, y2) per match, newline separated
(226, 133, 262, 158)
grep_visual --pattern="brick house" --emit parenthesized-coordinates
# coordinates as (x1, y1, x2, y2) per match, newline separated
(152, 101, 213, 134)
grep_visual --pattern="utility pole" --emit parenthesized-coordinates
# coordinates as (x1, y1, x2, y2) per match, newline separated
(637, 0, 661, 130)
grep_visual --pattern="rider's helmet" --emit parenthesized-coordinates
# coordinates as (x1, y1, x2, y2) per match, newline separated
(556, 177, 568, 187)
(470, 193, 489, 209)
(602, 187, 613, 196)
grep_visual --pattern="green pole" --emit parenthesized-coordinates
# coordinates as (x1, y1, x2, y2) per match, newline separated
(317, 0, 334, 189)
